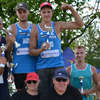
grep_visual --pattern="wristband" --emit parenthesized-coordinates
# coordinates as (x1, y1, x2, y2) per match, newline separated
(0, 64, 5, 68)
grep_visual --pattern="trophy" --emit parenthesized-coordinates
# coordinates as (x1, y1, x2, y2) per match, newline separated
(2, 28, 21, 48)
(8, 63, 18, 83)
(79, 76, 84, 93)
(44, 25, 52, 49)
(1, 43, 7, 57)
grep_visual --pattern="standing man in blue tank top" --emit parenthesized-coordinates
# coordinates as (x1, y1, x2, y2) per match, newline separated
(30, 2, 83, 94)
(67, 46, 99, 100)
(6, 2, 36, 92)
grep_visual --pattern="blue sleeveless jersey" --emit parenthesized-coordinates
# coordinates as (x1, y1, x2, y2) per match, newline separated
(36, 21, 64, 70)
(13, 22, 36, 73)
(70, 64, 93, 100)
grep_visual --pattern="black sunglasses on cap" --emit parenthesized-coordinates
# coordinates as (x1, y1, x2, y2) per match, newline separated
(27, 80, 37, 84)
(56, 78, 67, 82)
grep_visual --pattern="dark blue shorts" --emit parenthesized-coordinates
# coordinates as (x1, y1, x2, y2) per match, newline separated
(0, 84, 10, 100)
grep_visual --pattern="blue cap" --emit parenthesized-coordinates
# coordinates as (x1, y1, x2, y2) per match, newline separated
(53, 68, 68, 79)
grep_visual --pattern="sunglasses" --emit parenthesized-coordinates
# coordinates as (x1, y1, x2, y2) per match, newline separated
(56, 78, 67, 82)
(27, 80, 37, 84)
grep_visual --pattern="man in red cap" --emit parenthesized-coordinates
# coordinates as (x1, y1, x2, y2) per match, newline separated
(11, 72, 40, 100)
(30, 2, 83, 94)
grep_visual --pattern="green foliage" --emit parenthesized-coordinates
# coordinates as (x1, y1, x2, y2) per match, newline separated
(97, 12, 100, 19)
(0, 0, 100, 94)
(0, 0, 100, 65)
(0, 1, 100, 59)
(76, 21, 100, 68)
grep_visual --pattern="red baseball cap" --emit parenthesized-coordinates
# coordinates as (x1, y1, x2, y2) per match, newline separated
(25, 72, 39, 82)
(40, 2, 52, 10)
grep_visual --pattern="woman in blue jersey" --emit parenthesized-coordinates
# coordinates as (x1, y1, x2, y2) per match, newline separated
(67, 46, 99, 100)
(30, 2, 83, 95)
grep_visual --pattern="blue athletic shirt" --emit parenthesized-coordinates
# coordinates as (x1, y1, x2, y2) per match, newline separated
(36, 21, 64, 70)
(13, 22, 36, 73)
(70, 63, 93, 100)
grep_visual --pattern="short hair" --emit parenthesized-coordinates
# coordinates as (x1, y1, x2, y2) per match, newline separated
(75, 46, 85, 50)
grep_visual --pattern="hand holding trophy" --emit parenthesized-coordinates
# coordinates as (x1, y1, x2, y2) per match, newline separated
(2, 28, 21, 48)
(43, 24, 52, 50)
(0, 42, 6, 83)
(42, 42, 50, 50)
(8, 63, 18, 83)
(7, 63, 14, 83)
(0, 18, 20, 48)
(1, 43, 7, 57)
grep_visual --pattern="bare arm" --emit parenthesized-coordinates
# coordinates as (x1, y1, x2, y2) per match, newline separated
(92, 66, 98, 85)
(90, 73, 100, 100)
(0, 19, 14, 54)
(59, 3, 83, 31)
(66, 66, 71, 78)
(96, 90, 100, 100)
(0, 57, 7, 75)
(29, 25, 47, 56)
(86, 87, 97, 94)
(6, 24, 16, 54)
(6, 35, 14, 53)
(0, 68, 4, 75)
(83, 66, 98, 95)
(96, 73, 100, 91)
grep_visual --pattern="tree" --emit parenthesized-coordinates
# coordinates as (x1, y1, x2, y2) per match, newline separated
(1, 0, 100, 95)
(0, 0, 100, 67)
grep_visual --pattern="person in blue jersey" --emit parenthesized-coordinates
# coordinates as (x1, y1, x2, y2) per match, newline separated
(30, 2, 83, 95)
(0, 18, 11, 100)
(6, 2, 36, 92)
(66, 46, 99, 100)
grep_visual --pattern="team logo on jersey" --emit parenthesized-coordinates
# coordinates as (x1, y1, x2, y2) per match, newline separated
(40, 32, 47, 38)
(40, 32, 43, 35)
